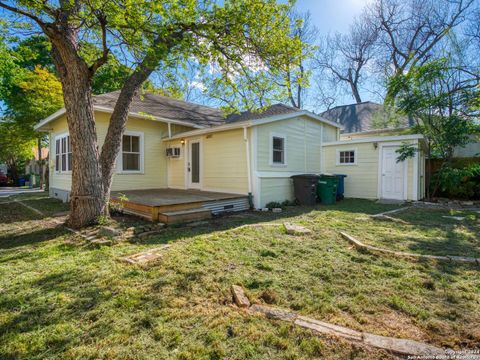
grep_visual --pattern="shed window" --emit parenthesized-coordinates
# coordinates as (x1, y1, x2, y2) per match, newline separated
(338, 150, 356, 165)
(55, 134, 71, 172)
(272, 136, 285, 165)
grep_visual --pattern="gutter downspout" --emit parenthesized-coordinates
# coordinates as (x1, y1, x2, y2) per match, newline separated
(244, 126, 253, 207)
(168, 123, 172, 138)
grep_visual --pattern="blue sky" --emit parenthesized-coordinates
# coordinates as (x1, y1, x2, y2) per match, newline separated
(294, 0, 369, 34)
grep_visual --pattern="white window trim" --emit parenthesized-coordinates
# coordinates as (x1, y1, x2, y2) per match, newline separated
(54, 132, 72, 174)
(336, 148, 357, 166)
(269, 132, 287, 167)
(117, 131, 145, 174)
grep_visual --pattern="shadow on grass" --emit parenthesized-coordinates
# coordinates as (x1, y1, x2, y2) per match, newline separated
(139, 199, 402, 247)
(0, 224, 69, 250)
(0, 270, 109, 360)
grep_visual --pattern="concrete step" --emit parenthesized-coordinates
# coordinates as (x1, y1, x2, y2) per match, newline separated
(159, 208, 212, 224)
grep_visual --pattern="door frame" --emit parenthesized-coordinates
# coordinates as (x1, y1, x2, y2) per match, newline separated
(377, 142, 408, 200)
(186, 137, 202, 189)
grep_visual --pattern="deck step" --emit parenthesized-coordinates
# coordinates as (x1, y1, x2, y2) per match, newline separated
(158, 208, 212, 224)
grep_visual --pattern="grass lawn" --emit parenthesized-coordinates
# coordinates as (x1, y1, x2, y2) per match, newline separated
(0, 192, 479, 359)
(358, 208, 480, 258)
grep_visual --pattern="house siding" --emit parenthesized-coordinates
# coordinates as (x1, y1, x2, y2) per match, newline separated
(48, 111, 195, 199)
(323, 139, 420, 200)
(254, 116, 338, 207)
(165, 128, 249, 194)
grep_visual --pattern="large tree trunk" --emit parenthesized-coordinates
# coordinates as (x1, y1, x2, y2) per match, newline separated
(49, 37, 106, 228)
(100, 69, 155, 203)
(63, 73, 106, 227)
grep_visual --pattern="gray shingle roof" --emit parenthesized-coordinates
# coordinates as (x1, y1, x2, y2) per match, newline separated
(225, 103, 301, 123)
(93, 91, 226, 128)
(320, 101, 412, 133)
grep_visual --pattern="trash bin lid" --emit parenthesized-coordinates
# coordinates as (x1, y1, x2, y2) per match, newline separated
(291, 174, 320, 179)
(334, 174, 348, 178)
(319, 173, 337, 178)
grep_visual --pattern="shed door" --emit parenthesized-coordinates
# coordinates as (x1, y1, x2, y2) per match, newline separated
(381, 146, 405, 200)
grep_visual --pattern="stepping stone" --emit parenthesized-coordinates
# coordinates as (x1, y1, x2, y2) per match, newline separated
(371, 214, 408, 224)
(283, 223, 312, 235)
(294, 315, 362, 341)
(136, 230, 164, 238)
(98, 226, 122, 237)
(89, 239, 112, 247)
(250, 304, 297, 322)
(362, 333, 445, 356)
(231, 285, 250, 308)
(120, 245, 170, 265)
(272, 208, 282, 213)
(442, 216, 465, 221)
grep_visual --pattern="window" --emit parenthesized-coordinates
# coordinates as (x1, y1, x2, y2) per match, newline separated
(119, 132, 144, 172)
(337, 149, 356, 165)
(271, 134, 286, 165)
(55, 134, 71, 172)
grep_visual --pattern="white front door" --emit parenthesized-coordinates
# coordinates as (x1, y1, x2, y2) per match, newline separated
(381, 146, 406, 200)
(188, 139, 201, 189)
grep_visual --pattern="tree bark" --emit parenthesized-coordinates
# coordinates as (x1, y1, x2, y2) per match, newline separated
(49, 34, 106, 228)
(100, 68, 155, 204)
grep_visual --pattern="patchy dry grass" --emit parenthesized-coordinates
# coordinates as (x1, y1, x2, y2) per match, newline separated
(0, 193, 479, 359)
(358, 208, 480, 258)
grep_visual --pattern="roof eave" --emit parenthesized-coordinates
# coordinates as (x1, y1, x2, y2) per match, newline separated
(163, 111, 343, 141)
(34, 105, 209, 131)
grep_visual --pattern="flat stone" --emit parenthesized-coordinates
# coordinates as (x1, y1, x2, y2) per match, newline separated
(136, 230, 164, 238)
(442, 216, 465, 221)
(89, 239, 112, 246)
(447, 256, 478, 264)
(272, 208, 282, 213)
(461, 201, 474, 206)
(261, 208, 269, 212)
(295, 316, 362, 341)
(98, 226, 122, 238)
(376, 199, 406, 205)
(284, 223, 312, 235)
(120, 245, 170, 265)
(363, 333, 445, 356)
(231, 285, 250, 308)
(339, 232, 365, 249)
(249, 304, 297, 322)
(371, 214, 408, 224)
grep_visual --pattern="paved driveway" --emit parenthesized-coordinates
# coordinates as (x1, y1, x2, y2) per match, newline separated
(0, 187, 44, 198)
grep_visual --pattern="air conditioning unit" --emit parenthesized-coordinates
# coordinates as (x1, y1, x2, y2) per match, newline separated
(166, 147, 181, 158)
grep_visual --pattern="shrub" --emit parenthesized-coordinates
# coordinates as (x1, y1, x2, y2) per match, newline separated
(433, 163, 480, 199)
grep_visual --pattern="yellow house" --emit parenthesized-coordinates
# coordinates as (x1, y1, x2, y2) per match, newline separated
(35, 91, 425, 221)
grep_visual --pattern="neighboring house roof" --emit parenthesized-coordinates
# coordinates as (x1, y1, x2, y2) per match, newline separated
(225, 103, 301, 123)
(320, 101, 412, 133)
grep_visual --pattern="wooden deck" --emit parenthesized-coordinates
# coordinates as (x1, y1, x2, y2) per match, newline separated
(111, 189, 250, 223)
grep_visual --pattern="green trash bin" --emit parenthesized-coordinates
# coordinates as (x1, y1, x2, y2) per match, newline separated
(317, 174, 339, 205)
